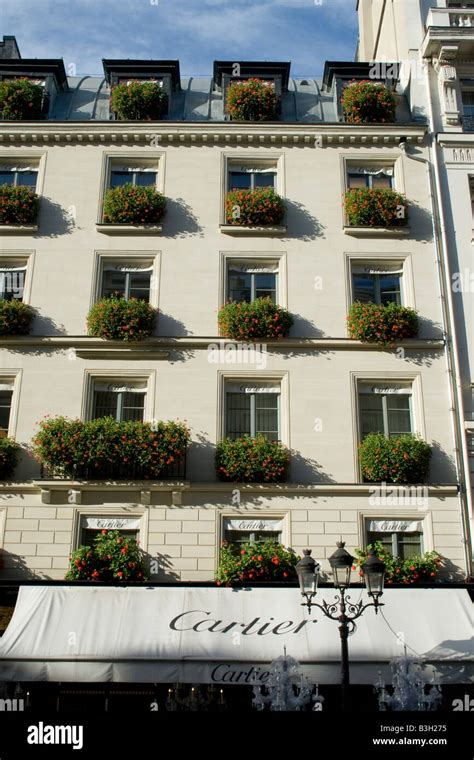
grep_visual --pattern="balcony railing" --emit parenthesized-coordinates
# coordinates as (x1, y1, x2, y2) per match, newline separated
(426, 8, 474, 28)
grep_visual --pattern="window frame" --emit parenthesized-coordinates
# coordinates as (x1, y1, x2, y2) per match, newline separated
(91, 251, 160, 310)
(358, 513, 433, 556)
(344, 254, 415, 314)
(220, 153, 285, 225)
(0, 372, 22, 440)
(225, 385, 281, 440)
(0, 152, 46, 199)
(340, 155, 406, 229)
(72, 509, 148, 552)
(358, 384, 414, 440)
(82, 370, 155, 423)
(219, 252, 287, 309)
(219, 514, 289, 552)
(98, 152, 165, 224)
(0, 251, 35, 304)
(92, 385, 147, 423)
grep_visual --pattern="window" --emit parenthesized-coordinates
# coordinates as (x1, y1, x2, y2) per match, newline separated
(110, 167, 157, 188)
(366, 519, 423, 559)
(225, 383, 280, 440)
(359, 383, 412, 439)
(228, 165, 276, 191)
(101, 263, 152, 301)
(223, 518, 283, 547)
(79, 516, 140, 547)
(0, 164, 38, 191)
(92, 381, 147, 422)
(227, 262, 278, 304)
(347, 166, 394, 189)
(0, 383, 12, 437)
(0, 263, 26, 301)
(351, 263, 402, 305)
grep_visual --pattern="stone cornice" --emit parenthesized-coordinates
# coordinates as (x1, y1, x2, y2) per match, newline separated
(0, 122, 427, 147)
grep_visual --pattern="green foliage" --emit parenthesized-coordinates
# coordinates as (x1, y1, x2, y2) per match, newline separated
(103, 183, 166, 225)
(225, 187, 285, 226)
(216, 539, 299, 585)
(216, 435, 290, 482)
(110, 80, 168, 121)
(0, 78, 44, 120)
(0, 437, 18, 480)
(359, 433, 432, 484)
(218, 297, 293, 340)
(32, 416, 190, 479)
(0, 299, 34, 336)
(226, 78, 278, 122)
(354, 541, 442, 584)
(344, 188, 407, 228)
(66, 530, 148, 581)
(342, 81, 396, 124)
(347, 301, 418, 346)
(0, 185, 39, 225)
(87, 296, 156, 341)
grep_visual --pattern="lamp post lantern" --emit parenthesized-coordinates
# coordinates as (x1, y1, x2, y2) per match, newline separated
(296, 542, 386, 712)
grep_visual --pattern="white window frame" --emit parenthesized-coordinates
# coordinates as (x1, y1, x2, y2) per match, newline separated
(82, 370, 155, 423)
(219, 251, 287, 308)
(91, 250, 160, 309)
(345, 254, 415, 312)
(340, 155, 406, 228)
(0, 371, 22, 439)
(219, 513, 289, 550)
(217, 371, 290, 446)
(0, 251, 35, 304)
(0, 152, 46, 197)
(358, 512, 433, 554)
(72, 508, 148, 552)
(220, 153, 285, 225)
(97, 152, 165, 224)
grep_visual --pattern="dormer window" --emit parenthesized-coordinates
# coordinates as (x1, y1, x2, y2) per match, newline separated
(103, 60, 180, 120)
(0, 60, 67, 120)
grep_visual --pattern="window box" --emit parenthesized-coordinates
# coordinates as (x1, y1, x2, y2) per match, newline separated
(355, 541, 442, 585)
(218, 298, 293, 341)
(224, 187, 285, 229)
(66, 529, 148, 581)
(358, 433, 431, 484)
(226, 78, 279, 122)
(100, 183, 166, 228)
(220, 224, 286, 236)
(344, 188, 407, 230)
(215, 435, 290, 483)
(86, 296, 157, 342)
(96, 223, 162, 235)
(0, 185, 39, 226)
(341, 81, 396, 124)
(110, 80, 168, 121)
(216, 539, 298, 585)
(0, 435, 17, 479)
(0, 78, 44, 120)
(0, 299, 34, 336)
(33, 417, 189, 480)
(348, 301, 418, 346)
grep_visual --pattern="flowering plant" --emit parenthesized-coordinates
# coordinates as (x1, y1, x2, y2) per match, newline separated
(218, 297, 293, 341)
(0, 299, 34, 336)
(216, 435, 290, 482)
(66, 529, 148, 581)
(87, 296, 156, 341)
(359, 433, 432, 484)
(102, 183, 166, 224)
(344, 188, 407, 228)
(225, 187, 285, 226)
(226, 78, 278, 122)
(0, 185, 39, 225)
(32, 416, 190, 479)
(216, 539, 299, 585)
(354, 541, 442, 584)
(342, 81, 396, 124)
(0, 437, 18, 479)
(0, 78, 44, 120)
(110, 80, 168, 121)
(347, 301, 418, 346)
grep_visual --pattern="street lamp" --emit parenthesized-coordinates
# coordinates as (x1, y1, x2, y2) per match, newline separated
(296, 542, 386, 712)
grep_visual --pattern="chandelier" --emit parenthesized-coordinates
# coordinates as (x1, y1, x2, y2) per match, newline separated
(375, 655, 442, 711)
(165, 683, 227, 711)
(252, 649, 324, 711)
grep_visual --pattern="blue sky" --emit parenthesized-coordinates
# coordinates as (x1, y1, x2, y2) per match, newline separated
(1, 0, 358, 78)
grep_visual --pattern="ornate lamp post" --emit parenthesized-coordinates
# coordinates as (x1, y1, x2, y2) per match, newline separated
(296, 541, 386, 712)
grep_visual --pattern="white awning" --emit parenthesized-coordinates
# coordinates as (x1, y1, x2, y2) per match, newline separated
(0, 586, 471, 685)
(223, 518, 284, 532)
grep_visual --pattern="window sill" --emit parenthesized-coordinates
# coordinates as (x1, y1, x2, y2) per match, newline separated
(75, 346, 170, 360)
(96, 223, 163, 235)
(343, 225, 409, 238)
(220, 224, 287, 236)
(0, 224, 38, 234)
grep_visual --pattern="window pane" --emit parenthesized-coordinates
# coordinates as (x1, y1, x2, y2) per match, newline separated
(224, 530, 281, 546)
(371, 174, 393, 189)
(254, 173, 276, 188)
(129, 272, 151, 301)
(0, 270, 24, 301)
(226, 393, 251, 438)
(0, 172, 14, 186)
(379, 274, 401, 305)
(387, 395, 412, 436)
(229, 172, 251, 190)
(228, 271, 251, 303)
(0, 391, 12, 432)
(16, 171, 38, 189)
(121, 392, 145, 422)
(255, 531, 281, 542)
(255, 393, 279, 440)
(255, 273, 276, 303)
(398, 533, 422, 560)
(135, 172, 156, 187)
(348, 173, 369, 188)
(110, 171, 131, 188)
(93, 391, 118, 419)
(102, 270, 126, 298)
(367, 532, 393, 553)
(360, 394, 384, 437)
(81, 528, 138, 546)
(352, 273, 376, 303)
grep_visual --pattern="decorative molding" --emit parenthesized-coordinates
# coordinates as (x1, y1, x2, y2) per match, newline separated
(0, 224, 38, 234)
(343, 226, 410, 238)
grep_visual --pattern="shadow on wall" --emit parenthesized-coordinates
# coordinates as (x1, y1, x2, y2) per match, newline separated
(290, 449, 336, 484)
(36, 197, 78, 238)
(429, 440, 458, 484)
(288, 315, 327, 340)
(157, 310, 193, 339)
(162, 197, 204, 238)
(282, 199, 326, 241)
(185, 434, 216, 483)
(143, 550, 180, 582)
(0, 548, 39, 580)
